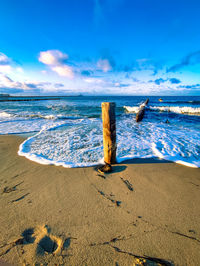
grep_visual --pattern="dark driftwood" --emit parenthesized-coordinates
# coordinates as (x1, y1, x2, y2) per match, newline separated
(136, 99, 149, 122)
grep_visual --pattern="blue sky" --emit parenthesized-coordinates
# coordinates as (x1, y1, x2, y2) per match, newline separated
(0, 0, 200, 95)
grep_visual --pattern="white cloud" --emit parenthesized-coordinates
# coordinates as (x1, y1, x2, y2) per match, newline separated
(51, 65, 74, 78)
(0, 74, 30, 90)
(0, 52, 13, 73)
(38, 50, 74, 78)
(16, 67, 24, 73)
(41, 70, 47, 75)
(0, 52, 25, 76)
(0, 74, 14, 87)
(0, 65, 12, 74)
(97, 59, 112, 72)
(39, 50, 68, 65)
(0, 52, 10, 65)
(0, 73, 67, 94)
(84, 78, 103, 84)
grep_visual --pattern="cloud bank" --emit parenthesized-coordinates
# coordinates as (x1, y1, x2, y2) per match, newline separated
(0, 52, 12, 73)
(0, 73, 67, 94)
(39, 50, 74, 78)
(0, 49, 199, 96)
(0, 52, 11, 65)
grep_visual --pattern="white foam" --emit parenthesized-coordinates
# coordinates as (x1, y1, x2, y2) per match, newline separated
(0, 111, 13, 122)
(28, 114, 56, 119)
(0, 112, 58, 122)
(23, 113, 77, 120)
(124, 102, 147, 113)
(124, 106, 139, 113)
(125, 105, 200, 115)
(0, 111, 12, 118)
(18, 118, 104, 168)
(0, 119, 65, 135)
(17, 116, 200, 168)
(150, 130, 200, 168)
(150, 106, 200, 115)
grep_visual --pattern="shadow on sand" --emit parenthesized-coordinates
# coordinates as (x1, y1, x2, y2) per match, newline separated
(119, 157, 173, 165)
(93, 157, 173, 175)
(109, 165, 127, 173)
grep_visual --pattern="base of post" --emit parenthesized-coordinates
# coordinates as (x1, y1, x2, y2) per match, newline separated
(97, 163, 112, 174)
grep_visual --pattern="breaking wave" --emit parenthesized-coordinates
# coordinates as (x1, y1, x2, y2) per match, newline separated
(149, 106, 200, 115)
(124, 105, 200, 115)
(0, 111, 12, 118)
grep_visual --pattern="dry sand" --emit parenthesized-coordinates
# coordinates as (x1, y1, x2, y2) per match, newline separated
(0, 135, 200, 266)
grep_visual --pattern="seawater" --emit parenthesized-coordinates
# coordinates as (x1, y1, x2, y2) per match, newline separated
(0, 96, 200, 168)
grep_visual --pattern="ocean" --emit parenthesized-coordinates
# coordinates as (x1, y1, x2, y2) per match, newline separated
(0, 95, 200, 168)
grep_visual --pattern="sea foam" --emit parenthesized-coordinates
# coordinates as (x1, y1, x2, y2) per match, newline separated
(18, 118, 104, 167)
(124, 105, 200, 115)
(17, 116, 200, 168)
(0, 111, 12, 117)
(149, 106, 200, 115)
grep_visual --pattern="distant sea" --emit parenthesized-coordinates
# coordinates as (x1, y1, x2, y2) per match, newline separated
(0, 95, 200, 168)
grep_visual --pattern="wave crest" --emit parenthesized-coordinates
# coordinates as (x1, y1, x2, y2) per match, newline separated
(150, 106, 200, 115)
(0, 111, 12, 118)
(124, 106, 139, 113)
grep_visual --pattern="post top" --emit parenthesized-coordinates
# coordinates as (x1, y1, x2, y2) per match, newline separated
(101, 102, 116, 106)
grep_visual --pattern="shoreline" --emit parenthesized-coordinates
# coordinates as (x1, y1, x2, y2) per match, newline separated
(0, 135, 200, 265)
(16, 132, 200, 169)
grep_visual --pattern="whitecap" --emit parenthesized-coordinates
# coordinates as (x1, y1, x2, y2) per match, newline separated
(150, 106, 200, 115)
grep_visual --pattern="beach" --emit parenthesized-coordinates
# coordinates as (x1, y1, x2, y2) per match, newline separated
(1, 0, 200, 264)
(0, 135, 200, 265)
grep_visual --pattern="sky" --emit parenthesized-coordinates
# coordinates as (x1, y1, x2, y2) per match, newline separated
(0, 0, 200, 96)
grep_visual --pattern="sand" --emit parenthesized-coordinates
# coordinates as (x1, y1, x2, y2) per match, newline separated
(0, 135, 200, 266)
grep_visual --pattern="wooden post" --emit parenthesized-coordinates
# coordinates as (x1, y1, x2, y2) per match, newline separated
(101, 102, 116, 164)
(136, 98, 149, 122)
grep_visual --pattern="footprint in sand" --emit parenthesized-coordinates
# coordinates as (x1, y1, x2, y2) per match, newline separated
(36, 235, 58, 255)
(21, 228, 35, 244)
(0, 225, 73, 261)
(31, 225, 62, 256)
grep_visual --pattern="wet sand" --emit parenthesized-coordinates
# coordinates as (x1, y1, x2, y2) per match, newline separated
(0, 135, 200, 265)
